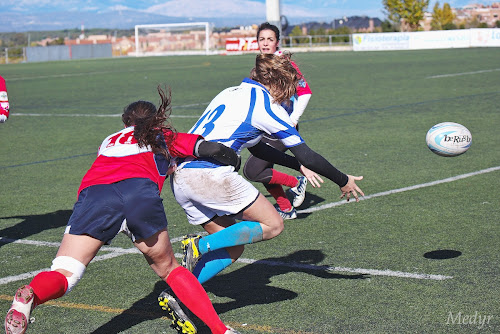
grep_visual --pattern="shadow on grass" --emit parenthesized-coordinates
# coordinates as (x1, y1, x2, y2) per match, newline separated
(423, 249, 462, 259)
(207, 249, 368, 313)
(293, 192, 326, 210)
(87, 249, 368, 334)
(0, 210, 72, 247)
(89, 280, 172, 334)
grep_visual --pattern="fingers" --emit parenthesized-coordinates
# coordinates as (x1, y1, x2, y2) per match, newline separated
(340, 175, 364, 202)
(341, 190, 360, 202)
(307, 174, 324, 188)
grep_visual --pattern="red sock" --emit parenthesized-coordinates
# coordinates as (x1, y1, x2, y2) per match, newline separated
(266, 184, 293, 211)
(29, 271, 68, 306)
(167, 266, 227, 334)
(269, 169, 298, 188)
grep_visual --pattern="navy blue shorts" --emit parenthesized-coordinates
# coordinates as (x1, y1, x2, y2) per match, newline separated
(67, 178, 168, 244)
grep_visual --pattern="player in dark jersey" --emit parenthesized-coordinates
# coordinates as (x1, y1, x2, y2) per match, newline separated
(4, 85, 241, 334)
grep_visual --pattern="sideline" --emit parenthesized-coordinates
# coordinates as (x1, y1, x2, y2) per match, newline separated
(426, 68, 500, 79)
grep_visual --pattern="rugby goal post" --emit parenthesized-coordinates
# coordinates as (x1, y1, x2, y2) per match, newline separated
(134, 22, 211, 56)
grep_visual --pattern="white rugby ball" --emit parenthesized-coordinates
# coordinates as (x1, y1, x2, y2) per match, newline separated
(426, 122, 472, 157)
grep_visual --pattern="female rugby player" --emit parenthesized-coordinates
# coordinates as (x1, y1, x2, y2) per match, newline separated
(5, 86, 241, 334)
(170, 54, 364, 286)
(243, 22, 315, 220)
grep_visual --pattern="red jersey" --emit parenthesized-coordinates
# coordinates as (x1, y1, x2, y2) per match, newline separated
(78, 126, 201, 196)
(291, 61, 312, 96)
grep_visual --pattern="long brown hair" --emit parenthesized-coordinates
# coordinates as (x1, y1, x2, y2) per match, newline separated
(250, 53, 300, 105)
(121, 85, 176, 158)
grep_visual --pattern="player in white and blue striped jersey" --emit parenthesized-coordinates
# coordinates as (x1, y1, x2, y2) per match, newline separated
(170, 54, 364, 285)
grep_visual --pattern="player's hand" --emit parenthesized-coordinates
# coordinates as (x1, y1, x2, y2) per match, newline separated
(299, 165, 324, 188)
(340, 175, 364, 202)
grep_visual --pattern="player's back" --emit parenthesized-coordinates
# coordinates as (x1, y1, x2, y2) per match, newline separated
(189, 78, 299, 153)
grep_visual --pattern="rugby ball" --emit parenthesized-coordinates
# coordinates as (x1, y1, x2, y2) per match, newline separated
(426, 122, 472, 157)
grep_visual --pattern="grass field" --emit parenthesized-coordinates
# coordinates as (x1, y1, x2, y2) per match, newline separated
(0, 47, 499, 334)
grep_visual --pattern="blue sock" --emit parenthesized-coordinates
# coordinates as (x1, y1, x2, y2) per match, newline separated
(198, 221, 263, 254)
(193, 248, 233, 284)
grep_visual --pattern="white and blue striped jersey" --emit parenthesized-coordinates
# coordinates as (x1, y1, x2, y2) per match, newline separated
(180, 78, 304, 168)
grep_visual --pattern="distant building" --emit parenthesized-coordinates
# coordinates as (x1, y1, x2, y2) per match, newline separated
(421, 2, 500, 30)
(284, 16, 382, 35)
(455, 2, 500, 27)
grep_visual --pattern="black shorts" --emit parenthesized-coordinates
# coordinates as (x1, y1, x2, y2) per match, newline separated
(67, 178, 168, 244)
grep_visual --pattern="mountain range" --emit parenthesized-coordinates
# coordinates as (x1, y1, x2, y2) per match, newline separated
(0, 0, 388, 33)
(1, 9, 271, 33)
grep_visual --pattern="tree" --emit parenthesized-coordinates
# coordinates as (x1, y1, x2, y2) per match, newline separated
(48, 37, 65, 46)
(381, 19, 399, 32)
(431, 2, 456, 30)
(383, 0, 430, 31)
(288, 25, 309, 45)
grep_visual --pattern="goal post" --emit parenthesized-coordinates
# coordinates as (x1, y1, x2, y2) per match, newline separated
(134, 22, 211, 56)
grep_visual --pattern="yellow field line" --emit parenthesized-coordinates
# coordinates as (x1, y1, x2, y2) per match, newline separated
(0, 294, 314, 333)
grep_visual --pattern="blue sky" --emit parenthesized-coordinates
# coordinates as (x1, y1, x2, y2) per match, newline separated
(1, 0, 497, 20)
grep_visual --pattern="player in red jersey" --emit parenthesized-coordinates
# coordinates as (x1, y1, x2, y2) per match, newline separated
(0, 75, 10, 123)
(243, 22, 321, 220)
(4, 85, 241, 334)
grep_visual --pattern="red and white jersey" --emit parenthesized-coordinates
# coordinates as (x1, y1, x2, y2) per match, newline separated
(78, 126, 201, 196)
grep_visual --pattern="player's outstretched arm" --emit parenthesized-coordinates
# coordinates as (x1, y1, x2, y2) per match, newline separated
(247, 141, 301, 170)
(248, 142, 323, 187)
(288, 143, 364, 201)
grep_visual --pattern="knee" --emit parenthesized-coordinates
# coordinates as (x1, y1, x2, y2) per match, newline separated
(275, 218, 285, 236)
(51, 256, 86, 294)
(263, 217, 284, 240)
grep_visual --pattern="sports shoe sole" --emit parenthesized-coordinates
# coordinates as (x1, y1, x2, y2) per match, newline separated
(181, 234, 201, 272)
(158, 291, 197, 334)
(5, 285, 34, 334)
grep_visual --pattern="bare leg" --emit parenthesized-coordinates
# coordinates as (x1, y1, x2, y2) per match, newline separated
(136, 229, 228, 334)
(236, 192, 284, 240)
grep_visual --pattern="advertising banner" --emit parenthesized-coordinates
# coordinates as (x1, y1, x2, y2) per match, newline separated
(353, 32, 410, 51)
(410, 30, 470, 49)
(353, 29, 500, 51)
(470, 28, 500, 47)
(225, 37, 259, 52)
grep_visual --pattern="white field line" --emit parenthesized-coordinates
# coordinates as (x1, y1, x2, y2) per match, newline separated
(236, 258, 452, 280)
(12, 113, 202, 118)
(426, 68, 500, 79)
(5, 64, 211, 82)
(298, 166, 500, 214)
(2, 166, 498, 284)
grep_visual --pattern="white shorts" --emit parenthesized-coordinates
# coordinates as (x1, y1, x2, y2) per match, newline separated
(170, 165, 260, 225)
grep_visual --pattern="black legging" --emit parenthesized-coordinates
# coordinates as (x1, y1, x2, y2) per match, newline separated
(243, 134, 288, 185)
